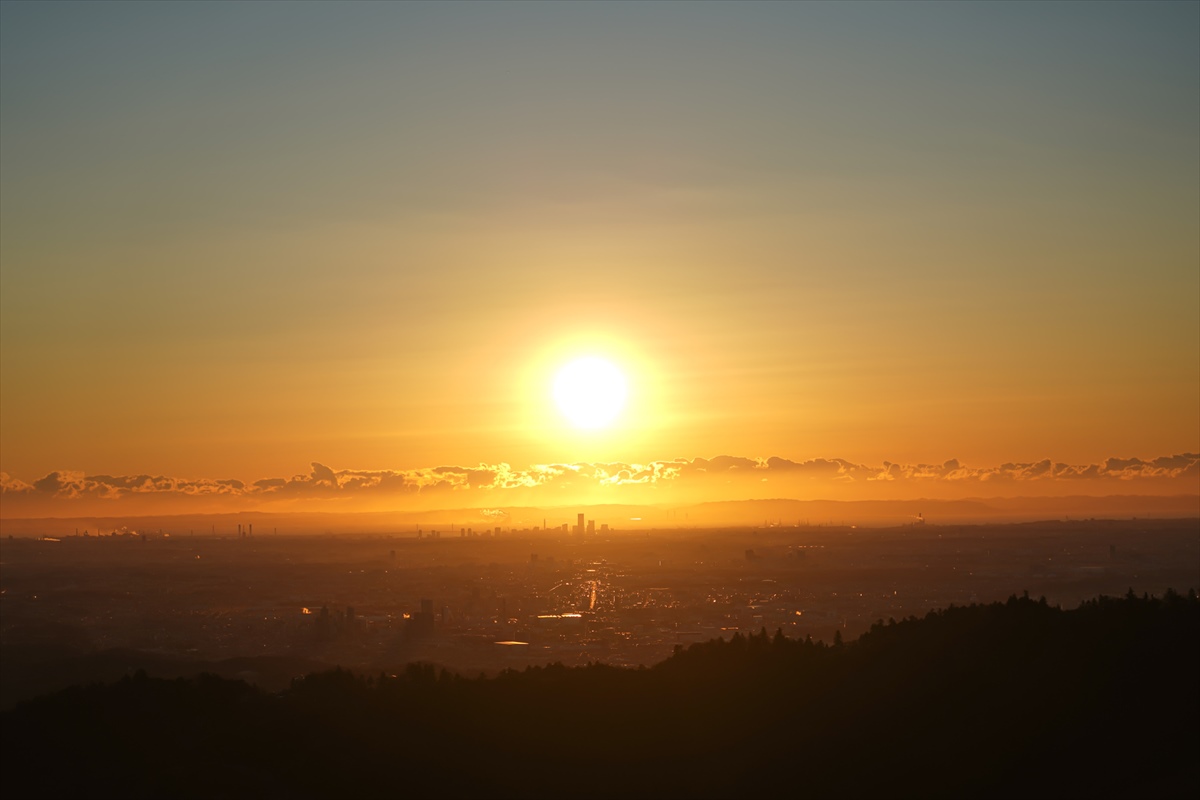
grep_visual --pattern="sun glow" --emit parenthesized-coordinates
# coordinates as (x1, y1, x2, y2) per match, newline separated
(553, 357, 628, 430)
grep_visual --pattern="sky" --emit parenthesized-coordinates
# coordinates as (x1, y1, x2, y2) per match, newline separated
(2, 1, 1198, 517)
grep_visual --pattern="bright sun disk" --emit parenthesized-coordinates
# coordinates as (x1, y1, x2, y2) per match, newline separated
(553, 357, 628, 429)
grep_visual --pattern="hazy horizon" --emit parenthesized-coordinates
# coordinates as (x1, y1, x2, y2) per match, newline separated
(2, 451, 1198, 520)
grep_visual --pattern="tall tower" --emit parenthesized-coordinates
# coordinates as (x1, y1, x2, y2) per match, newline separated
(577, 513, 585, 537)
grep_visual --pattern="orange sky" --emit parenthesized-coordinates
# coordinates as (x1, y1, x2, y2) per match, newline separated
(1, 3, 1197, 518)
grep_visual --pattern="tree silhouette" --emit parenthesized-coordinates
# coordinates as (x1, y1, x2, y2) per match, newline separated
(2, 590, 1196, 800)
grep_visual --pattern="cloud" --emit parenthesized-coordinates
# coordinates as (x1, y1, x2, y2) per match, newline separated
(0, 472, 35, 494)
(766, 457, 872, 482)
(1, 470, 256, 508)
(2, 453, 1196, 515)
(310, 462, 338, 486)
(32, 471, 74, 494)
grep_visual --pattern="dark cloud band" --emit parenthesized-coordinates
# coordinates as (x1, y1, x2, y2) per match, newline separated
(2, 453, 1197, 511)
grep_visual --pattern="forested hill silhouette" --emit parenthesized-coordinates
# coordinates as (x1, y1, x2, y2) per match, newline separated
(4, 591, 1196, 799)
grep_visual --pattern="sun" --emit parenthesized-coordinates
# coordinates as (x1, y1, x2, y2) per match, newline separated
(552, 357, 628, 430)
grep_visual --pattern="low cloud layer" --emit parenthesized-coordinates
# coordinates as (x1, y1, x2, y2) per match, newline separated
(2, 453, 1197, 517)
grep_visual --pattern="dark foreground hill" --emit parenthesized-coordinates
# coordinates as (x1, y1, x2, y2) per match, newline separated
(3, 591, 1197, 799)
